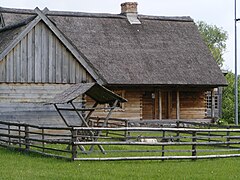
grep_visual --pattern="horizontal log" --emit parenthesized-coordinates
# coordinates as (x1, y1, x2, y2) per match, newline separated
(73, 141, 240, 146)
(72, 127, 240, 133)
(74, 154, 240, 161)
(29, 143, 72, 153)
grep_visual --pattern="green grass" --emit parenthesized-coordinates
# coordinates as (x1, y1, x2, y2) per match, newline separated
(1, 146, 240, 179)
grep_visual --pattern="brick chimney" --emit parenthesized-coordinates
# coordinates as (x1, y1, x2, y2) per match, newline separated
(121, 2, 138, 14)
(120, 2, 141, 24)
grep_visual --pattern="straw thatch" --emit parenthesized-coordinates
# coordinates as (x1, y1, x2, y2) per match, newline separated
(0, 7, 227, 87)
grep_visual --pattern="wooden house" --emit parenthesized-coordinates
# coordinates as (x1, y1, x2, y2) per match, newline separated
(0, 2, 227, 125)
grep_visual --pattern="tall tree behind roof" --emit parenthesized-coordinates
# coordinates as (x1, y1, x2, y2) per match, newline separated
(197, 21, 228, 67)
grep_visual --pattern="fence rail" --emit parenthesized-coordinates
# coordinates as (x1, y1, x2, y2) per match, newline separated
(1, 120, 240, 161)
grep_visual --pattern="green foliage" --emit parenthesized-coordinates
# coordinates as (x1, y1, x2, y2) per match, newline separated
(197, 21, 228, 67)
(222, 72, 240, 123)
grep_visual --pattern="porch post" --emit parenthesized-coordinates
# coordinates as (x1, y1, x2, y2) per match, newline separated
(176, 91, 180, 120)
(159, 90, 162, 120)
(211, 89, 215, 119)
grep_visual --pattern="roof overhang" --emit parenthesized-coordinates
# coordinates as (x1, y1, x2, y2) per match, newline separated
(47, 83, 127, 105)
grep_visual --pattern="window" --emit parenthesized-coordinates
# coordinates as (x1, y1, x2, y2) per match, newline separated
(205, 91, 218, 109)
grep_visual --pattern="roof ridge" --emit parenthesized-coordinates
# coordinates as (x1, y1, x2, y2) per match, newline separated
(0, 6, 193, 22)
(0, 7, 36, 15)
(139, 15, 193, 22)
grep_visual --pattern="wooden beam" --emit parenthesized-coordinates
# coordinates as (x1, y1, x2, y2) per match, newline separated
(167, 92, 171, 119)
(176, 91, 180, 120)
(211, 89, 215, 119)
(159, 91, 162, 120)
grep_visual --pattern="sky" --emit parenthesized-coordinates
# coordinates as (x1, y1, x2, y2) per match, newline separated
(1, 0, 239, 73)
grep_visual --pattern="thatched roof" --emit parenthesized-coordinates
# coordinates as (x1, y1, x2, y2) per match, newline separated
(0, 7, 227, 87)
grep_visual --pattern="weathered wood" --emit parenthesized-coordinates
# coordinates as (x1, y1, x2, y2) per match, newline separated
(176, 91, 180, 120)
(2, 120, 240, 162)
(35, 22, 42, 82)
(25, 125, 30, 150)
(211, 89, 215, 118)
(27, 30, 34, 82)
(0, 20, 94, 84)
(21, 36, 28, 82)
(0, 14, 42, 61)
(34, 7, 103, 84)
(159, 91, 162, 120)
(72, 129, 77, 160)
(192, 132, 197, 156)
(73, 154, 240, 161)
(41, 23, 49, 83)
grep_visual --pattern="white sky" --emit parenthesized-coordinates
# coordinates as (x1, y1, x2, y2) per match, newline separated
(1, 0, 239, 73)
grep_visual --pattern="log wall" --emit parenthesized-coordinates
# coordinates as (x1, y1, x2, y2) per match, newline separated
(180, 91, 206, 119)
(87, 89, 207, 121)
(86, 90, 142, 120)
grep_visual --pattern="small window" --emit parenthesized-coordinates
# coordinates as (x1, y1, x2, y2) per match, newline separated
(205, 91, 218, 109)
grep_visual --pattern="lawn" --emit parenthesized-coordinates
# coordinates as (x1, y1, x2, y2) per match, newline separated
(1, 146, 240, 180)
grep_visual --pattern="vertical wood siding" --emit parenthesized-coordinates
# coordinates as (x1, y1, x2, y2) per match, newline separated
(0, 21, 94, 83)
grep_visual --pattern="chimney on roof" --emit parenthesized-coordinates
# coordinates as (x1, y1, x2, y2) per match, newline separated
(121, 2, 138, 14)
(120, 2, 141, 24)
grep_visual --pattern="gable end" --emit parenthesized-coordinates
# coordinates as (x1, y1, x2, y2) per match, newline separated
(0, 21, 94, 84)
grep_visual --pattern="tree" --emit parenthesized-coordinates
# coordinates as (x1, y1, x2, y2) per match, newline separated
(196, 21, 239, 123)
(221, 73, 240, 123)
(197, 21, 228, 67)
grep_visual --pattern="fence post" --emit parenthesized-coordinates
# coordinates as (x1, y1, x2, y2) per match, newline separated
(42, 129, 45, 152)
(72, 129, 77, 161)
(192, 131, 197, 158)
(8, 125, 11, 146)
(162, 130, 165, 159)
(208, 124, 211, 142)
(124, 120, 129, 141)
(18, 125, 21, 148)
(176, 121, 180, 142)
(25, 125, 30, 151)
(226, 126, 230, 148)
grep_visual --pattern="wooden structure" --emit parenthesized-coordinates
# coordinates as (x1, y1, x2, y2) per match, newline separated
(47, 83, 127, 153)
(47, 83, 127, 127)
(0, 3, 227, 125)
(1, 119, 240, 161)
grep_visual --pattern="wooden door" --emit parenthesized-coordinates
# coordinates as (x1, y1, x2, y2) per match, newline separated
(142, 91, 159, 120)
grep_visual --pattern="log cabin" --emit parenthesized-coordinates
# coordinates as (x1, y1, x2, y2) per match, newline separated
(0, 2, 227, 125)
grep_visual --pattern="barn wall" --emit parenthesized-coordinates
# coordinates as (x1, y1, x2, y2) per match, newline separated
(0, 83, 85, 126)
(0, 21, 94, 83)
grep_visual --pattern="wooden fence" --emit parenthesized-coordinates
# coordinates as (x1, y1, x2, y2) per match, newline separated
(1, 120, 240, 161)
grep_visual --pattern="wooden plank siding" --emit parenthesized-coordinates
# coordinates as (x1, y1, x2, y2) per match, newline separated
(0, 21, 94, 84)
(0, 83, 82, 126)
